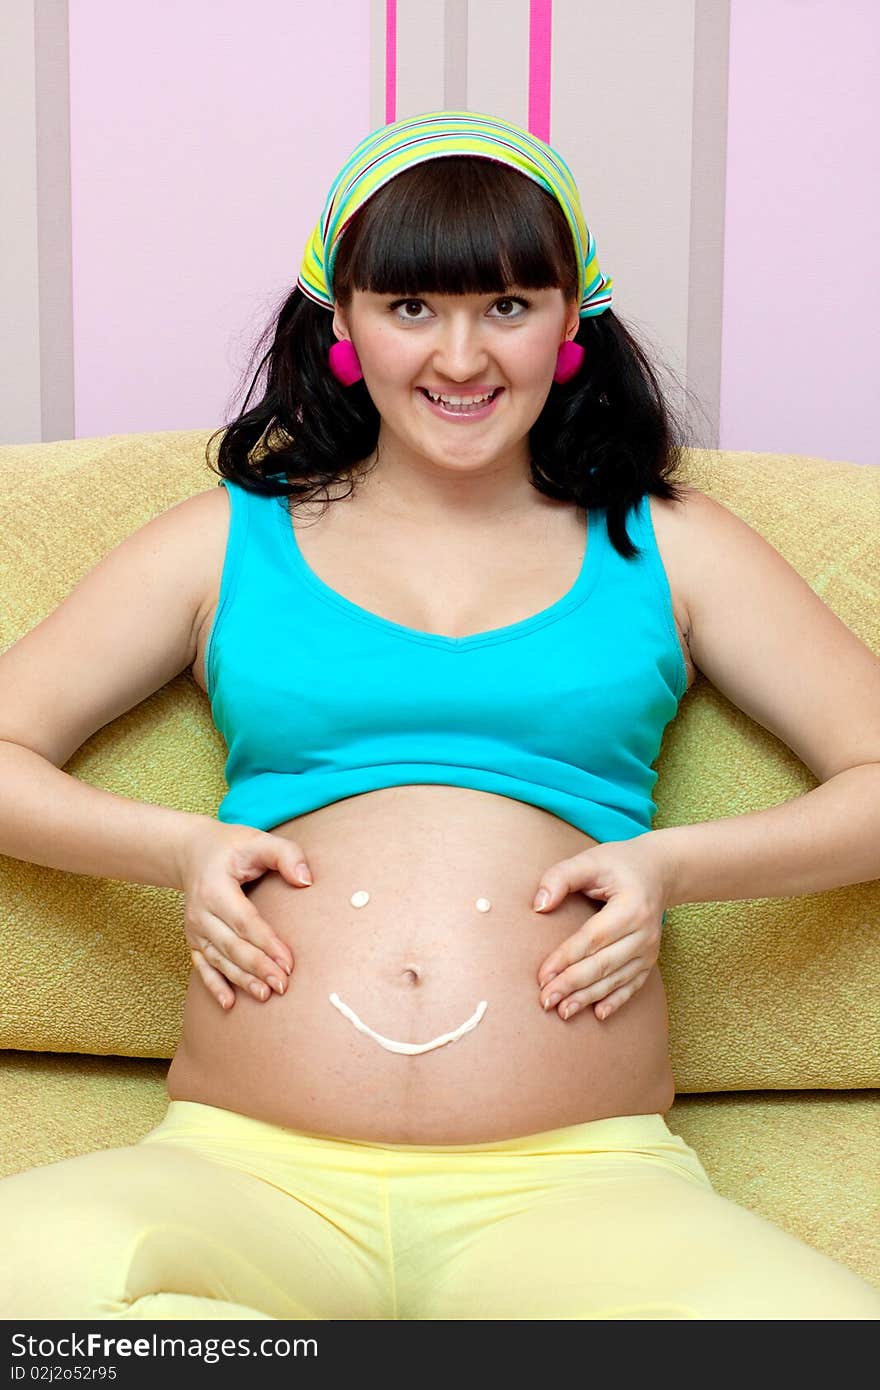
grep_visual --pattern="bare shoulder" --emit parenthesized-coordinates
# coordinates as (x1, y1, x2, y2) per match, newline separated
(0, 482, 232, 765)
(647, 483, 761, 649)
(175, 483, 232, 631)
(168, 478, 230, 537)
(654, 486, 880, 779)
(645, 482, 703, 539)
(644, 487, 703, 684)
(129, 483, 234, 689)
(154, 480, 229, 544)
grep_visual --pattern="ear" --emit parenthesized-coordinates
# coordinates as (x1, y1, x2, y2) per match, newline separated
(564, 297, 580, 342)
(331, 302, 350, 343)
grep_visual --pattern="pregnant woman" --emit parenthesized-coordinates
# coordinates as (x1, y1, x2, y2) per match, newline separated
(1, 110, 879, 1321)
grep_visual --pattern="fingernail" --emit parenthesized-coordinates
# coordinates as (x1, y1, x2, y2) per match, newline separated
(295, 862, 313, 885)
(274, 957, 293, 976)
(539, 971, 558, 989)
(267, 975, 285, 995)
(533, 888, 550, 911)
(250, 981, 269, 1000)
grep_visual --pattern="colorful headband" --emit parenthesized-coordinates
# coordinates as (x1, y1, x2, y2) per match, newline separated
(297, 109, 613, 320)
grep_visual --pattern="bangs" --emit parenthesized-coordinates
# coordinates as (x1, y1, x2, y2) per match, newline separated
(331, 155, 579, 303)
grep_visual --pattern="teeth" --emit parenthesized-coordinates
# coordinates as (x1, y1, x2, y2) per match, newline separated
(425, 389, 495, 405)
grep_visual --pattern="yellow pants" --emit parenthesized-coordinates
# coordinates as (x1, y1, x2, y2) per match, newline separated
(1, 1099, 878, 1320)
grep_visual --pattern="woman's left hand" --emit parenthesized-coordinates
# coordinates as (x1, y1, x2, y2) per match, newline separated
(532, 833, 673, 1023)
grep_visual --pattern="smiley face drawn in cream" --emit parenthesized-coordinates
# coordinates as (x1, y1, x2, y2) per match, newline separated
(332, 888, 493, 1052)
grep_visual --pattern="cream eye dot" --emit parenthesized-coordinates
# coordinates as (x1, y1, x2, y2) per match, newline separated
(347, 889, 492, 911)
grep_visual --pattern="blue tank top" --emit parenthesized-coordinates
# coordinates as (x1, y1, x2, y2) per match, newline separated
(206, 478, 687, 848)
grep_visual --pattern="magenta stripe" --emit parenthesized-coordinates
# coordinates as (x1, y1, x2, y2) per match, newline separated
(385, 0, 397, 124)
(528, 0, 553, 140)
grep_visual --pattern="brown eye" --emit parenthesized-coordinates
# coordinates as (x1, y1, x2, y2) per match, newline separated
(389, 299, 428, 320)
(491, 297, 530, 318)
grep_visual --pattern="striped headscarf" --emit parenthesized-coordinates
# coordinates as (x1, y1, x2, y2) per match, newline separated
(297, 109, 613, 320)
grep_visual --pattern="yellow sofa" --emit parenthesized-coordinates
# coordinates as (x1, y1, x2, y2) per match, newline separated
(1, 428, 878, 1291)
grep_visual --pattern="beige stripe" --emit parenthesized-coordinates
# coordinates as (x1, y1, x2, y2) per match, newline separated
(0, 0, 73, 446)
(395, 0, 447, 117)
(469, 0, 531, 129)
(688, 0, 730, 449)
(444, 0, 469, 111)
(551, 0, 728, 447)
(34, 0, 74, 443)
(1, 0, 41, 444)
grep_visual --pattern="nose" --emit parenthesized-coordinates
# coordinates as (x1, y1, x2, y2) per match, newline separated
(430, 315, 493, 383)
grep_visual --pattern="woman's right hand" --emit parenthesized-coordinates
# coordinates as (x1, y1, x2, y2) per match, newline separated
(174, 817, 313, 1010)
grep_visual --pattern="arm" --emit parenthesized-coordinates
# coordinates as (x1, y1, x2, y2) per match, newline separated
(0, 485, 304, 1004)
(654, 490, 880, 908)
(0, 488, 222, 890)
(653, 762, 880, 907)
(0, 739, 212, 889)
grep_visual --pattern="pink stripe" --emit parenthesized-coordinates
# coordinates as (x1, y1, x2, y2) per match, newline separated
(385, 0, 397, 124)
(528, 0, 553, 141)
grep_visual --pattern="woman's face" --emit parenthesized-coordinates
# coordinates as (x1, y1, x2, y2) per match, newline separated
(332, 285, 580, 478)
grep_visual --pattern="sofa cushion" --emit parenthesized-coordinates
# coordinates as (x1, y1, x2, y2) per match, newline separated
(0, 430, 877, 1088)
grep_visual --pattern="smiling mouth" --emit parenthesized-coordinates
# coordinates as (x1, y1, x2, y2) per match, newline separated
(328, 992, 488, 1054)
(416, 387, 504, 418)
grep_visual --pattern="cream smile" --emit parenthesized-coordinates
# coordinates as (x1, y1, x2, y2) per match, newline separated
(328, 992, 488, 1054)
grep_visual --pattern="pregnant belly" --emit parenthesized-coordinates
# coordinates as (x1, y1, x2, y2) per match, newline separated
(166, 785, 676, 1143)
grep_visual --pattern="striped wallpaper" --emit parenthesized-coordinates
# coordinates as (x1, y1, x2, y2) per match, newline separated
(2, 1, 877, 466)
